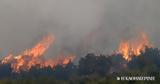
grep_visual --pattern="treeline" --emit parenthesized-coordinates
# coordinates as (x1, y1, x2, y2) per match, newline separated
(0, 47, 160, 84)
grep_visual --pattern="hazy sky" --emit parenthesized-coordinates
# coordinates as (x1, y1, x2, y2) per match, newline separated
(0, 0, 160, 58)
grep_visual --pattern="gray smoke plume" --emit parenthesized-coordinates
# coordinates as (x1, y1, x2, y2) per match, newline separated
(0, 0, 160, 59)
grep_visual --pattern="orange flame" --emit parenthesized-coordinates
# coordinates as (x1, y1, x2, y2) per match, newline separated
(1, 34, 75, 72)
(118, 32, 153, 61)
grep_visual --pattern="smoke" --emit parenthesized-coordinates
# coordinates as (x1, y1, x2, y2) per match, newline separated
(0, 0, 160, 58)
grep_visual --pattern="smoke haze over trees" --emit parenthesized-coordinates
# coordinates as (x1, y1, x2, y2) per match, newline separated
(0, 0, 160, 58)
(0, 0, 160, 84)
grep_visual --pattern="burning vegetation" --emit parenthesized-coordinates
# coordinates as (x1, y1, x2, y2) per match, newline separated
(118, 32, 153, 61)
(1, 34, 75, 72)
(0, 31, 158, 80)
(0, 32, 154, 72)
(0, 32, 160, 84)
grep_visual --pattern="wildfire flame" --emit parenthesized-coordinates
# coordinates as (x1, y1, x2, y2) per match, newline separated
(1, 34, 75, 72)
(118, 32, 153, 61)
